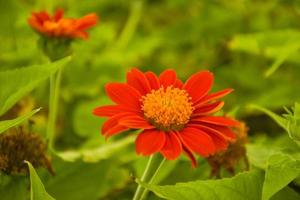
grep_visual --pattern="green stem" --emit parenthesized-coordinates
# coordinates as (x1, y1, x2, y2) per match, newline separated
(47, 68, 63, 151)
(133, 154, 165, 200)
(140, 158, 166, 200)
(117, 0, 144, 50)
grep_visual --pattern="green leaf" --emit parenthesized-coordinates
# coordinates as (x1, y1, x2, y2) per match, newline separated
(25, 161, 55, 200)
(0, 175, 28, 200)
(0, 57, 70, 116)
(0, 108, 41, 134)
(271, 186, 300, 200)
(139, 170, 264, 200)
(45, 157, 130, 200)
(56, 135, 135, 162)
(248, 104, 288, 131)
(230, 30, 300, 77)
(262, 153, 300, 200)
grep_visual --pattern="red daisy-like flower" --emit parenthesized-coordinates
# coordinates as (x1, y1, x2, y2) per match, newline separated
(93, 68, 239, 167)
(28, 9, 98, 39)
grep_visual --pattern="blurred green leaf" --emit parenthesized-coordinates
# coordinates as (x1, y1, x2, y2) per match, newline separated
(284, 103, 300, 143)
(56, 135, 135, 162)
(0, 108, 41, 134)
(25, 161, 55, 200)
(250, 103, 300, 144)
(72, 99, 107, 138)
(262, 153, 300, 200)
(139, 170, 264, 200)
(230, 30, 300, 76)
(271, 186, 300, 200)
(45, 158, 130, 200)
(0, 57, 70, 116)
(0, 175, 28, 200)
(248, 104, 287, 130)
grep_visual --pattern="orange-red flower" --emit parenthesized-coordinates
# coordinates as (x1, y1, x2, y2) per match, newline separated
(28, 9, 98, 39)
(93, 68, 239, 167)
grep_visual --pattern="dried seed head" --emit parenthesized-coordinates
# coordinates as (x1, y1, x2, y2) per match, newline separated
(0, 127, 54, 175)
(207, 122, 249, 178)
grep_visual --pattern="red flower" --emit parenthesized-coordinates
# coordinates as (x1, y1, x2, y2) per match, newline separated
(93, 68, 239, 167)
(28, 9, 98, 39)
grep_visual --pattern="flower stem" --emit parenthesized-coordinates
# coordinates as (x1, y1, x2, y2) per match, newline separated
(133, 154, 165, 200)
(47, 68, 63, 151)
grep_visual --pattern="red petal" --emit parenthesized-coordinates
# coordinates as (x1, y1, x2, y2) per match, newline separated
(93, 105, 136, 117)
(160, 132, 182, 160)
(191, 116, 240, 127)
(76, 13, 98, 30)
(183, 71, 213, 103)
(177, 127, 215, 157)
(159, 69, 177, 88)
(193, 101, 224, 117)
(135, 130, 166, 156)
(101, 113, 132, 134)
(174, 79, 183, 89)
(198, 88, 233, 105)
(145, 71, 160, 90)
(119, 115, 154, 129)
(127, 68, 151, 95)
(189, 124, 229, 152)
(53, 9, 64, 21)
(209, 125, 236, 141)
(188, 124, 235, 142)
(105, 125, 129, 139)
(35, 11, 50, 22)
(182, 145, 197, 168)
(105, 83, 141, 111)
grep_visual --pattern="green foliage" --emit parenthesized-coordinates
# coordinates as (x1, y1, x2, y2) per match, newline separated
(0, 57, 70, 116)
(139, 170, 265, 200)
(0, 108, 40, 134)
(25, 161, 55, 200)
(250, 103, 300, 144)
(0, 0, 300, 199)
(0, 175, 28, 200)
(262, 153, 300, 200)
(45, 157, 130, 200)
(56, 135, 135, 162)
(230, 30, 300, 76)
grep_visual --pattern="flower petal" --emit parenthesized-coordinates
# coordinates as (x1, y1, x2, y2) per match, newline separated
(174, 79, 183, 89)
(191, 116, 240, 127)
(198, 88, 233, 105)
(105, 83, 141, 111)
(182, 145, 197, 168)
(190, 124, 229, 152)
(183, 71, 214, 103)
(145, 71, 160, 90)
(135, 130, 166, 156)
(119, 115, 154, 129)
(159, 69, 177, 88)
(76, 13, 99, 30)
(53, 9, 64, 21)
(177, 127, 215, 157)
(189, 123, 235, 141)
(209, 125, 236, 141)
(192, 101, 224, 117)
(105, 125, 129, 139)
(101, 113, 133, 134)
(93, 105, 136, 117)
(127, 68, 151, 95)
(160, 132, 182, 160)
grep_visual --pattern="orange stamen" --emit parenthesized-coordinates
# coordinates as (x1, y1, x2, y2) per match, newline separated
(141, 86, 194, 131)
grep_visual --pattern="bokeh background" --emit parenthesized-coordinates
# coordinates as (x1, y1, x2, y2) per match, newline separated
(1, 0, 300, 199)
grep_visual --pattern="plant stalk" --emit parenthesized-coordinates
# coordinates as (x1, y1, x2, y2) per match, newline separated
(133, 154, 165, 200)
(47, 68, 63, 151)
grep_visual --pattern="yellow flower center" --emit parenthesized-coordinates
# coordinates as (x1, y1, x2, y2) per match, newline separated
(141, 86, 194, 131)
